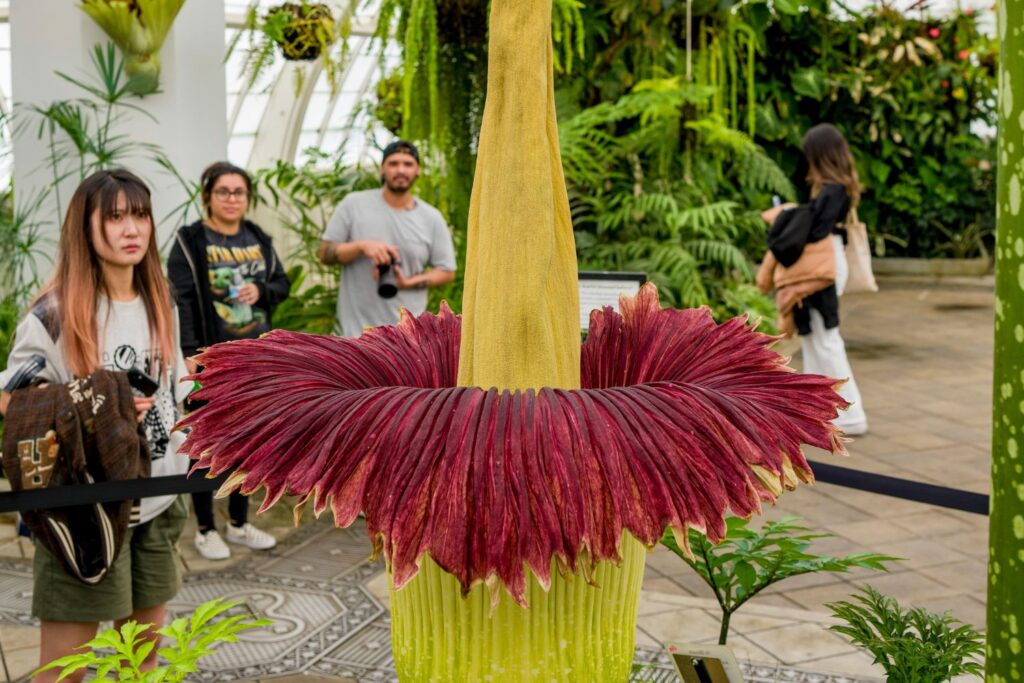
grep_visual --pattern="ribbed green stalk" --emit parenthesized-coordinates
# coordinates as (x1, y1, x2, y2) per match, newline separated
(390, 535, 647, 682)
(988, 0, 1024, 677)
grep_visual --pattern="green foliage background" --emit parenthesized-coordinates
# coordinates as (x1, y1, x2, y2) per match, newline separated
(747, 0, 996, 258)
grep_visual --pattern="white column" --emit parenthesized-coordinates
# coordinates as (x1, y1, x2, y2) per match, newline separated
(10, 0, 227, 261)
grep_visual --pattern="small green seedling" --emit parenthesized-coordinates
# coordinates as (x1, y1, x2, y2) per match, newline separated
(37, 598, 271, 682)
(661, 515, 897, 644)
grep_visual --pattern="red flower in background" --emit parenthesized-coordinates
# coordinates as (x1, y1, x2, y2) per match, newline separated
(181, 286, 848, 605)
(929, 27, 940, 38)
(960, 49, 970, 59)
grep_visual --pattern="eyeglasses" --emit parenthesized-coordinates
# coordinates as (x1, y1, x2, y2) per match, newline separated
(212, 189, 249, 200)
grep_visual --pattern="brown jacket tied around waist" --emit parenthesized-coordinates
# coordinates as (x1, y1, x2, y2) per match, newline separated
(2, 370, 150, 584)
(757, 237, 836, 337)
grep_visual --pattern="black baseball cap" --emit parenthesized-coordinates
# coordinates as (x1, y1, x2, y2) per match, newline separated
(382, 140, 420, 164)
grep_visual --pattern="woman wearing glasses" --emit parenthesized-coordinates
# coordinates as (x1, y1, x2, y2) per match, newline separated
(168, 161, 290, 560)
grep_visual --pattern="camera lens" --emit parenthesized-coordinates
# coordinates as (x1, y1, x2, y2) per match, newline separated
(377, 261, 398, 299)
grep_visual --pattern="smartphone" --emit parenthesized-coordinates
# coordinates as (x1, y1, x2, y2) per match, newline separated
(127, 366, 159, 397)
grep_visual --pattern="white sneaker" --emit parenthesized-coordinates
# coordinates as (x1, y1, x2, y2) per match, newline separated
(194, 530, 231, 560)
(225, 523, 277, 550)
(836, 419, 869, 436)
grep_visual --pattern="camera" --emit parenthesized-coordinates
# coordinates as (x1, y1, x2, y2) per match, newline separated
(377, 258, 399, 299)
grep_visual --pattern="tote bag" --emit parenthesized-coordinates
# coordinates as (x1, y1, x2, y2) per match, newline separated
(844, 208, 878, 294)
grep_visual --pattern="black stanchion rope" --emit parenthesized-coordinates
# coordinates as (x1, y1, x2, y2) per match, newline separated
(812, 462, 989, 515)
(0, 473, 230, 513)
(0, 464, 989, 515)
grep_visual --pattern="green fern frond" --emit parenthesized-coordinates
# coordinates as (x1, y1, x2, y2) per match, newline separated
(685, 239, 755, 278)
(672, 201, 739, 238)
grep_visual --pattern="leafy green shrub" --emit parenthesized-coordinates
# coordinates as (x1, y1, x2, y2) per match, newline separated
(254, 152, 378, 274)
(271, 265, 338, 335)
(252, 155, 373, 329)
(826, 586, 984, 682)
(560, 78, 789, 325)
(750, 1, 996, 258)
(661, 516, 896, 644)
(37, 598, 270, 682)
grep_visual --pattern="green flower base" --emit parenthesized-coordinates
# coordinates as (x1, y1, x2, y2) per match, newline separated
(390, 535, 647, 682)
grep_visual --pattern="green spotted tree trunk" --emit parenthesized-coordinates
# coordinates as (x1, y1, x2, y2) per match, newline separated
(989, 0, 1024, 677)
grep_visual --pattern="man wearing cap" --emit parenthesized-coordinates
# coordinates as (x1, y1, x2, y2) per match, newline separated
(319, 141, 457, 337)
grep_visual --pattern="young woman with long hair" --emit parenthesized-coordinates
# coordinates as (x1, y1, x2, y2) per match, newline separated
(168, 161, 289, 560)
(762, 123, 868, 435)
(0, 169, 191, 683)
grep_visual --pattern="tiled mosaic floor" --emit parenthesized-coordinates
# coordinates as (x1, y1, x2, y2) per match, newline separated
(0, 516, 876, 682)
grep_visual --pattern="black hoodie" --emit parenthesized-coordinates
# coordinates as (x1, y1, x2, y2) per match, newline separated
(167, 219, 290, 359)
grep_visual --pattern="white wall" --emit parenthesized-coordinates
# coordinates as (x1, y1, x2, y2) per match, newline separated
(10, 0, 227, 263)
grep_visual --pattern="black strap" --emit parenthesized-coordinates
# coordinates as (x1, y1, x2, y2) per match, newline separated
(0, 473, 230, 513)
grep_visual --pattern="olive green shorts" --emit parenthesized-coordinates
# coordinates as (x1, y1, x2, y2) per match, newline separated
(32, 495, 188, 622)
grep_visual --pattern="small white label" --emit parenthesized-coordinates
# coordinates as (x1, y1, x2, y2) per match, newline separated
(578, 272, 645, 332)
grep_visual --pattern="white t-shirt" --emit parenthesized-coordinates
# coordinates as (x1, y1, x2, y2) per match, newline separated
(0, 295, 192, 524)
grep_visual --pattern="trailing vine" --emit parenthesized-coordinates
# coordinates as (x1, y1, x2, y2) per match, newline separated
(566, 0, 759, 135)
(369, 0, 585, 230)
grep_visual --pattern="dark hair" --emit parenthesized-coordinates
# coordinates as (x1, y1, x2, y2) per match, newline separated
(381, 140, 420, 164)
(802, 123, 861, 207)
(200, 161, 253, 216)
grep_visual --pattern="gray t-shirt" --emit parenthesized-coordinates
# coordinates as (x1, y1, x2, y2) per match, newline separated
(323, 189, 457, 337)
(0, 297, 191, 524)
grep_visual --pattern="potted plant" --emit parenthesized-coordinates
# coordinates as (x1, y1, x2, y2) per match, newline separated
(266, 2, 335, 60)
(229, 1, 350, 95)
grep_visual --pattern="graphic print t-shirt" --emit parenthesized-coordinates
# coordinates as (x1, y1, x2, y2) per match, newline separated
(204, 225, 270, 342)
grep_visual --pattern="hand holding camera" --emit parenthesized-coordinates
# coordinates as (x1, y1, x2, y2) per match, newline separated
(361, 240, 400, 266)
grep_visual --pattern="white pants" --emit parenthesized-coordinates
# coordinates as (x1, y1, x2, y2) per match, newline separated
(800, 236, 868, 434)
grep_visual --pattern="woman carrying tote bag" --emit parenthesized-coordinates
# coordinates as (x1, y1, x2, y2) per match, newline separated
(760, 124, 868, 436)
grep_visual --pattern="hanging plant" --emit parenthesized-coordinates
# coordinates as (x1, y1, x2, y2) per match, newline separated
(228, 1, 351, 96)
(368, 0, 585, 230)
(265, 2, 335, 61)
(79, 0, 187, 96)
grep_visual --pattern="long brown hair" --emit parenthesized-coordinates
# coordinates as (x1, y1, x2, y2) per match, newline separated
(36, 169, 175, 379)
(803, 123, 861, 208)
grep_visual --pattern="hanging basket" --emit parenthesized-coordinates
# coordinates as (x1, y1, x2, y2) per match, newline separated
(268, 2, 335, 61)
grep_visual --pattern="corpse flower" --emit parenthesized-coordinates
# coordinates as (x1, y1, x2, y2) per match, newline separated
(181, 287, 846, 674)
(181, 0, 847, 679)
